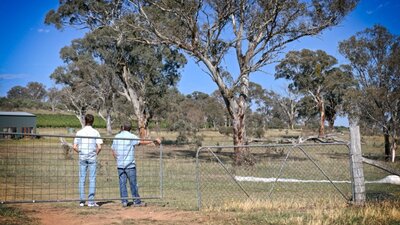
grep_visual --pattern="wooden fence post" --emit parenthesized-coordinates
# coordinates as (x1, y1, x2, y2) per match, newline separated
(349, 119, 366, 205)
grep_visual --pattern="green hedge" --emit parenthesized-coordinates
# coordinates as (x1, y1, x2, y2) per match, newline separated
(36, 114, 106, 128)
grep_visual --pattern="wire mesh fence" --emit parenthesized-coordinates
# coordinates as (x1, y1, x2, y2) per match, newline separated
(1, 132, 399, 209)
(0, 133, 162, 204)
(196, 143, 355, 209)
(363, 162, 400, 201)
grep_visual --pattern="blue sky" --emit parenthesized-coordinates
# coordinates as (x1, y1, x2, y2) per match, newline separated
(0, 0, 399, 126)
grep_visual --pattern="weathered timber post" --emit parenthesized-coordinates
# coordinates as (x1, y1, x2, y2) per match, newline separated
(349, 117, 366, 205)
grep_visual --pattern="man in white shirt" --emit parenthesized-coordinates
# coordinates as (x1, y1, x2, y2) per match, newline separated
(73, 114, 103, 207)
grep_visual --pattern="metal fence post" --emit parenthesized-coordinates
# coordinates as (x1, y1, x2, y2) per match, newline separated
(195, 147, 203, 210)
(160, 144, 164, 199)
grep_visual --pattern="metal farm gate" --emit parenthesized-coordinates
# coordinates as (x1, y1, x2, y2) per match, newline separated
(0, 133, 163, 204)
(196, 143, 353, 209)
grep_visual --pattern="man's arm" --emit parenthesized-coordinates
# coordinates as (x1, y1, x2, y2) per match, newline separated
(96, 144, 102, 155)
(111, 148, 117, 159)
(73, 144, 79, 153)
(139, 138, 161, 146)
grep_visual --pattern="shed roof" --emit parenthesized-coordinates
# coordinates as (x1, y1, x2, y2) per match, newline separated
(0, 112, 36, 117)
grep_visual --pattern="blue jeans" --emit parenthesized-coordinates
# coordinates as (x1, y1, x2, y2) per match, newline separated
(118, 167, 141, 204)
(79, 160, 97, 203)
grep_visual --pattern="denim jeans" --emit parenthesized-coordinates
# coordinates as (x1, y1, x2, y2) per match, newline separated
(118, 167, 141, 204)
(79, 160, 97, 203)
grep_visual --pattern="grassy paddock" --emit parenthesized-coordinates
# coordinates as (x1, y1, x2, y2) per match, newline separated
(1, 131, 400, 224)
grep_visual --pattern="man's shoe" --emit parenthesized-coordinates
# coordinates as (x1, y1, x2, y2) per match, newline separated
(88, 202, 99, 207)
(122, 202, 128, 207)
(79, 201, 85, 207)
(132, 202, 146, 207)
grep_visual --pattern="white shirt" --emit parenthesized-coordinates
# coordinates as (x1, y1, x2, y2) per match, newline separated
(74, 126, 103, 161)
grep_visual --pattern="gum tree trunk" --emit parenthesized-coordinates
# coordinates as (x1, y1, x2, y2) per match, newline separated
(384, 132, 390, 161)
(317, 99, 326, 137)
(138, 115, 149, 138)
(118, 65, 150, 139)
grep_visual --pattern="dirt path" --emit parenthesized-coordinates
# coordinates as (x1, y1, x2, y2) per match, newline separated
(16, 202, 215, 225)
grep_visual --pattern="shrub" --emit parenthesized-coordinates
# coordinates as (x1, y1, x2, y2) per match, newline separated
(176, 132, 189, 145)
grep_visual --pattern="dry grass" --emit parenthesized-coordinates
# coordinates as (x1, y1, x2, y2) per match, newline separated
(208, 198, 346, 212)
(203, 199, 400, 225)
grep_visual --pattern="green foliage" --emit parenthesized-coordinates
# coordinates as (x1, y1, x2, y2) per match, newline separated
(47, 4, 187, 134)
(276, 49, 354, 134)
(36, 114, 106, 128)
(32, 112, 167, 130)
(7, 82, 47, 102)
(339, 25, 400, 157)
(0, 97, 50, 111)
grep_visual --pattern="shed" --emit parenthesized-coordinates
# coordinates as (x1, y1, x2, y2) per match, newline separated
(0, 112, 36, 138)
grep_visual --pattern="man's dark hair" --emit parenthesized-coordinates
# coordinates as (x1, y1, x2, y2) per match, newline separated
(122, 122, 132, 131)
(85, 114, 94, 126)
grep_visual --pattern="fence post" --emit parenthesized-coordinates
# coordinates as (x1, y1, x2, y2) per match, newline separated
(349, 118, 366, 205)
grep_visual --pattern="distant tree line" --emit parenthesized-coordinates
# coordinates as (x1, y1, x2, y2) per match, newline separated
(0, 80, 316, 132)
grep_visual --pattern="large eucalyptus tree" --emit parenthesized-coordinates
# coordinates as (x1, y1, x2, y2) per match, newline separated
(339, 25, 400, 162)
(7, 82, 47, 102)
(46, 1, 185, 137)
(47, 0, 358, 164)
(50, 41, 110, 128)
(126, 0, 358, 164)
(275, 49, 353, 136)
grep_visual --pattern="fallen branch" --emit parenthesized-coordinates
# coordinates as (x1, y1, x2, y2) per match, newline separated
(362, 157, 400, 176)
(297, 133, 346, 144)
